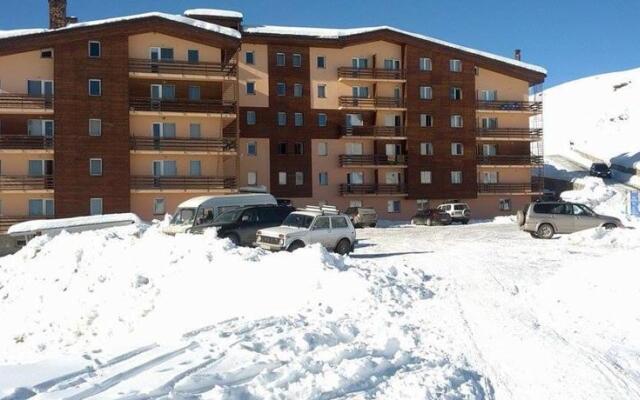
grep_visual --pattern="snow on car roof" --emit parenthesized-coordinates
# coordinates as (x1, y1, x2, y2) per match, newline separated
(244, 25, 546, 74)
(184, 9, 244, 19)
(7, 213, 141, 235)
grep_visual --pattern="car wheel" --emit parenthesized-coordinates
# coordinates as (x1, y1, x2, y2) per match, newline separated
(369, 223, 376, 228)
(529, 232, 539, 239)
(287, 241, 305, 252)
(516, 210, 526, 227)
(603, 223, 617, 230)
(426, 218, 433, 226)
(223, 233, 240, 246)
(461, 219, 469, 225)
(536, 223, 555, 239)
(335, 239, 352, 255)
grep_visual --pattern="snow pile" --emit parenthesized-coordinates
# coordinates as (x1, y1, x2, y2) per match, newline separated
(560, 177, 617, 209)
(491, 215, 517, 224)
(184, 9, 243, 19)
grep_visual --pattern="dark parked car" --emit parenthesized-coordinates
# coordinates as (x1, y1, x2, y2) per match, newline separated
(411, 209, 452, 226)
(589, 163, 612, 179)
(189, 205, 295, 246)
(344, 207, 377, 228)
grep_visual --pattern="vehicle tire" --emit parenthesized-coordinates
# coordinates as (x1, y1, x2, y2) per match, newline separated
(426, 218, 433, 226)
(536, 223, 555, 239)
(516, 210, 526, 227)
(287, 241, 305, 252)
(529, 232, 539, 239)
(369, 223, 376, 228)
(223, 233, 240, 246)
(335, 239, 352, 255)
(603, 223, 617, 230)
(461, 219, 469, 225)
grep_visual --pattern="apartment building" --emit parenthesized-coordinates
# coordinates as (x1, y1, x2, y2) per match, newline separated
(0, 1, 545, 230)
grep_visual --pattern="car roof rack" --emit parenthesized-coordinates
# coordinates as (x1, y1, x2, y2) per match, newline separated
(301, 205, 340, 215)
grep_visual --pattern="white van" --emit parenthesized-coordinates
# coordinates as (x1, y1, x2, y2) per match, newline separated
(163, 193, 277, 234)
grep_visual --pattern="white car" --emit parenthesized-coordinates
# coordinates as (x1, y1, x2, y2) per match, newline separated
(437, 202, 471, 224)
(255, 206, 356, 254)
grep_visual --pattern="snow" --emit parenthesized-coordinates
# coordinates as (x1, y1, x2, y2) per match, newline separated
(0, 29, 46, 39)
(244, 25, 547, 74)
(7, 213, 141, 236)
(184, 8, 243, 19)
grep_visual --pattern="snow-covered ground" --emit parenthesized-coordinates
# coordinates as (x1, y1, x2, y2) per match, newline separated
(1, 179, 639, 399)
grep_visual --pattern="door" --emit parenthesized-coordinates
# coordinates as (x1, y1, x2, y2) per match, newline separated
(548, 203, 574, 234)
(310, 216, 332, 248)
(345, 114, 364, 128)
(481, 171, 498, 184)
(237, 208, 260, 245)
(352, 57, 368, 69)
(385, 143, 401, 163)
(571, 203, 601, 231)
(385, 171, 401, 184)
(346, 142, 363, 155)
(384, 59, 400, 70)
(483, 144, 498, 156)
(347, 172, 364, 185)
(384, 115, 396, 127)
(330, 216, 351, 249)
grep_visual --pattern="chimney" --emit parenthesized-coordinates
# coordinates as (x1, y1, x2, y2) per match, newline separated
(514, 49, 522, 61)
(49, 0, 68, 29)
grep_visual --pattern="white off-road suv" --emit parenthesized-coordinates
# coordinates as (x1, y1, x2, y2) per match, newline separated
(255, 206, 356, 254)
(437, 201, 471, 224)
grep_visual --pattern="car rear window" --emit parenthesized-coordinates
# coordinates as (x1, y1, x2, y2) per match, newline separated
(453, 205, 467, 211)
(331, 216, 349, 229)
(533, 203, 569, 214)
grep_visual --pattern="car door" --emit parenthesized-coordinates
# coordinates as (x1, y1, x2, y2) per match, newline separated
(237, 209, 259, 245)
(310, 216, 332, 248)
(549, 203, 574, 233)
(572, 204, 601, 231)
(330, 216, 353, 248)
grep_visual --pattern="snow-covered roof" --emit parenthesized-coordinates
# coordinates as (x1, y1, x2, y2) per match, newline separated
(244, 25, 546, 75)
(184, 9, 243, 19)
(7, 213, 141, 236)
(0, 12, 241, 40)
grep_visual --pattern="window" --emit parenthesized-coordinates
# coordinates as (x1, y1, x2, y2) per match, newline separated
(276, 82, 286, 96)
(246, 81, 256, 95)
(277, 112, 287, 126)
(28, 160, 52, 176)
(419, 86, 433, 100)
(317, 56, 326, 69)
(352, 57, 368, 69)
(27, 80, 54, 97)
(294, 113, 304, 127)
(345, 142, 363, 155)
(499, 199, 512, 211)
(88, 79, 102, 96)
(451, 171, 463, 184)
(247, 141, 257, 156)
(27, 119, 54, 137)
(150, 47, 174, 61)
(28, 199, 54, 217)
(88, 41, 101, 58)
(318, 113, 328, 127)
(318, 142, 328, 156)
(150, 84, 175, 100)
(276, 52, 286, 66)
(189, 123, 201, 138)
(417, 199, 429, 211)
(331, 216, 348, 229)
(352, 86, 369, 98)
(450, 87, 463, 100)
(278, 172, 287, 185)
(451, 142, 464, 155)
(295, 172, 304, 185)
(294, 142, 304, 155)
(188, 86, 201, 101)
(278, 142, 287, 155)
(420, 171, 432, 184)
(419, 57, 432, 71)
(90, 198, 103, 216)
(319, 172, 328, 186)
(294, 83, 303, 97)
(420, 114, 433, 128)
(479, 90, 498, 101)
(245, 51, 255, 65)
(347, 171, 364, 185)
(450, 59, 462, 72)
(247, 171, 257, 186)
(451, 115, 464, 128)
(292, 53, 302, 67)
(152, 160, 177, 176)
(482, 171, 499, 184)
(317, 84, 326, 98)
(90, 158, 103, 176)
(41, 49, 53, 59)
(189, 160, 201, 176)
(152, 122, 176, 138)
(186, 49, 199, 63)
(384, 59, 401, 70)
(420, 142, 433, 155)
(246, 110, 257, 125)
(349, 200, 363, 208)
(480, 117, 498, 129)
(387, 200, 401, 213)
(89, 119, 102, 136)
(482, 144, 497, 156)
(153, 198, 166, 215)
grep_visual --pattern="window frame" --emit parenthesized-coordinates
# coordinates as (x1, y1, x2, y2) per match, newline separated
(88, 41, 101, 58)
(247, 141, 258, 156)
(278, 171, 287, 185)
(450, 59, 462, 72)
(419, 86, 433, 100)
(293, 83, 303, 97)
(420, 170, 432, 184)
(89, 197, 103, 216)
(89, 119, 102, 137)
(451, 142, 464, 156)
(292, 53, 302, 67)
(318, 142, 328, 156)
(316, 55, 326, 69)
(420, 114, 433, 128)
(420, 142, 434, 156)
(89, 158, 103, 176)
(246, 81, 256, 95)
(451, 171, 463, 184)
(245, 51, 255, 65)
(295, 171, 304, 186)
(294, 112, 304, 127)
(317, 113, 328, 127)
(419, 57, 432, 71)
(88, 79, 102, 96)
(153, 198, 166, 215)
(275, 52, 286, 66)
(246, 110, 257, 126)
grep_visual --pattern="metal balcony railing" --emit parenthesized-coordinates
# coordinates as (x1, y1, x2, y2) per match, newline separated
(129, 58, 237, 77)
(339, 183, 408, 195)
(130, 176, 237, 191)
(339, 154, 408, 167)
(476, 128, 543, 139)
(476, 100, 542, 112)
(337, 67, 405, 80)
(129, 97, 236, 114)
(339, 96, 405, 109)
(0, 175, 54, 191)
(130, 136, 237, 152)
(476, 155, 544, 165)
(478, 183, 543, 194)
(0, 135, 54, 150)
(0, 95, 53, 111)
(341, 126, 407, 138)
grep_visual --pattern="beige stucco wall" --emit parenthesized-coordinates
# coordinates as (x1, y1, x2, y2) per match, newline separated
(476, 68, 530, 101)
(477, 167, 532, 184)
(129, 115, 228, 138)
(238, 44, 269, 107)
(130, 155, 225, 176)
(0, 154, 53, 175)
(476, 112, 533, 129)
(131, 192, 214, 221)
(0, 50, 54, 94)
(0, 193, 54, 216)
(238, 138, 270, 189)
(128, 33, 222, 63)
(310, 41, 403, 109)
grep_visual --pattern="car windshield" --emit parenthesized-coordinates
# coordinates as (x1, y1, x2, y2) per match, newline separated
(214, 209, 244, 224)
(171, 208, 196, 225)
(592, 164, 608, 171)
(282, 213, 314, 228)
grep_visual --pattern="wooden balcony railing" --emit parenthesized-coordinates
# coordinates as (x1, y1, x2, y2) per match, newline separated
(341, 126, 407, 138)
(339, 96, 405, 109)
(478, 182, 543, 194)
(0, 135, 54, 150)
(131, 176, 237, 191)
(477, 155, 544, 165)
(339, 183, 408, 195)
(476, 100, 542, 113)
(476, 128, 543, 139)
(129, 58, 236, 77)
(337, 67, 405, 80)
(129, 97, 236, 114)
(339, 154, 408, 167)
(0, 175, 54, 191)
(130, 136, 237, 152)
(0, 95, 53, 111)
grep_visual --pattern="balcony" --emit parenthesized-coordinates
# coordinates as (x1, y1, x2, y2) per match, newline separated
(129, 97, 236, 116)
(0, 175, 54, 192)
(0, 135, 54, 151)
(339, 183, 408, 196)
(477, 155, 544, 167)
(337, 67, 406, 82)
(478, 182, 543, 195)
(130, 136, 237, 154)
(0, 95, 53, 113)
(341, 126, 407, 140)
(339, 154, 408, 168)
(339, 96, 405, 110)
(477, 100, 542, 113)
(130, 176, 237, 192)
(129, 59, 237, 80)
(476, 128, 543, 142)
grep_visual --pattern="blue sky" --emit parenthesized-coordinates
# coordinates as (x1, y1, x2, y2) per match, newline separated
(2, 0, 639, 87)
